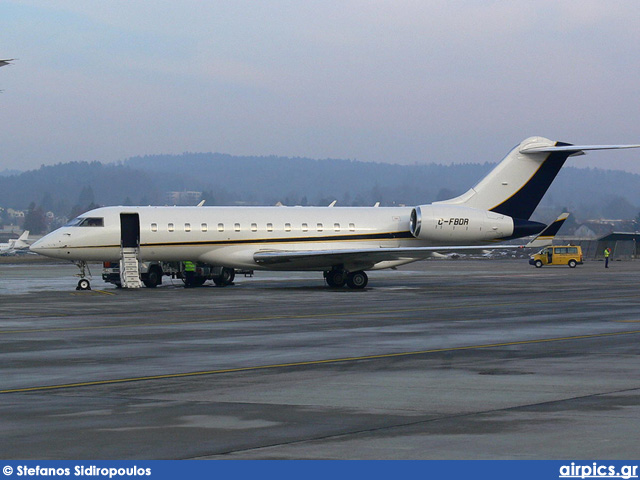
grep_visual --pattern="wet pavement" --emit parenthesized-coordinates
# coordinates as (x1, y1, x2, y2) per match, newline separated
(1, 259, 639, 459)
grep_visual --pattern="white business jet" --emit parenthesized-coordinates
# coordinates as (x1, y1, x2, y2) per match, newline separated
(0, 230, 31, 255)
(30, 137, 640, 289)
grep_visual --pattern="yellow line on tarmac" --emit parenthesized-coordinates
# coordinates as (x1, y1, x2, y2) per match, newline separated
(69, 289, 115, 296)
(2, 293, 640, 335)
(2, 329, 640, 395)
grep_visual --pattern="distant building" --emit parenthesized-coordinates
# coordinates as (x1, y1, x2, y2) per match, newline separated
(596, 232, 640, 260)
(7, 208, 25, 220)
(572, 225, 598, 239)
(0, 224, 23, 242)
(165, 191, 202, 206)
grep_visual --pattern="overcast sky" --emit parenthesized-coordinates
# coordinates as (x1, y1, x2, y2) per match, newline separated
(2, 1, 640, 173)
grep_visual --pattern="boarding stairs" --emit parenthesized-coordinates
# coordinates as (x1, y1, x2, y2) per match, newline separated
(119, 247, 142, 288)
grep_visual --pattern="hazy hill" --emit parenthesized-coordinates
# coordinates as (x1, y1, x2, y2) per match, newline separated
(1, 153, 639, 225)
(125, 153, 493, 207)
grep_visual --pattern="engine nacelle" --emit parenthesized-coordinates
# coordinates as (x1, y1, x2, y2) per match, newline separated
(409, 205, 514, 243)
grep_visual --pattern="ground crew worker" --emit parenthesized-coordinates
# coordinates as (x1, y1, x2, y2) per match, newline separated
(604, 247, 611, 268)
(183, 260, 196, 287)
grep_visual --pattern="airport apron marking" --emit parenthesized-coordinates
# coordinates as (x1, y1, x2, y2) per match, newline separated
(2, 329, 640, 395)
(70, 289, 116, 296)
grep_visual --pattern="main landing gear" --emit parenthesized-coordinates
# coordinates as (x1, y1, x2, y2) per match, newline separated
(213, 267, 235, 287)
(323, 268, 368, 289)
(75, 261, 92, 290)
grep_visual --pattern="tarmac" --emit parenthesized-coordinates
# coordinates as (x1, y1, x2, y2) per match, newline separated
(0, 258, 639, 459)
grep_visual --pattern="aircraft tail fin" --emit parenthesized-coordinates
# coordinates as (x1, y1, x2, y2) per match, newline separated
(436, 137, 640, 220)
(13, 230, 30, 249)
(525, 213, 569, 249)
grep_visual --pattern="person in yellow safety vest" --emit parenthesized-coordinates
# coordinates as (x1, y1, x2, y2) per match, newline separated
(604, 247, 611, 269)
(183, 261, 196, 287)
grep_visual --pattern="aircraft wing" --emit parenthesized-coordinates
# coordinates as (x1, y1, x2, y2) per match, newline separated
(524, 213, 569, 248)
(253, 243, 528, 270)
(254, 212, 570, 270)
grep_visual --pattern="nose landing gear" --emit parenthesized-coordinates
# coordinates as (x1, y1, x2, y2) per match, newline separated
(75, 261, 92, 290)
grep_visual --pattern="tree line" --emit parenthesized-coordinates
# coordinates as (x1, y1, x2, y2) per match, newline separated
(2, 153, 640, 234)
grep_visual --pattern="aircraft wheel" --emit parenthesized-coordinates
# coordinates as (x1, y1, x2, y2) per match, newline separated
(568, 259, 577, 268)
(214, 268, 235, 286)
(143, 267, 162, 288)
(325, 269, 346, 288)
(221, 267, 235, 285)
(77, 278, 91, 290)
(346, 271, 368, 289)
(534, 260, 543, 268)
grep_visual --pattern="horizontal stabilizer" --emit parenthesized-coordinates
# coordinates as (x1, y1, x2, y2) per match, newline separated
(520, 144, 640, 154)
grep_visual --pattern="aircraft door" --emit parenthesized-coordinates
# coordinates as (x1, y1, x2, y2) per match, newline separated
(120, 213, 140, 248)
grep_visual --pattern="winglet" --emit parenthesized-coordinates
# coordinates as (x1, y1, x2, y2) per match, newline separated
(525, 213, 569, 248)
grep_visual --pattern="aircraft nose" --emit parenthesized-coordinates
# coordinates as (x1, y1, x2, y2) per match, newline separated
(29, 232, 66, 257)
(29, 237, 50, 254)
(29, 238, 44, 252)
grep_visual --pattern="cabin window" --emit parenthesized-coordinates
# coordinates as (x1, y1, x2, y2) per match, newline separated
(317, 223, 323, 232)
(334, 223, 340, 232)
(267, 223, 273, 232)
(349, 223, 355, 231)
(185, 223, 191, 232)
(202, 223, 208, 232)
(217, 223, 224, 232)
(302, 223, 308, 232)
(251, 223, 257, 232)
(168, 223, 174, 232)
(285, 223, 291, 232)
(151, 223, 158, 232)
(234, 223, 240, 232)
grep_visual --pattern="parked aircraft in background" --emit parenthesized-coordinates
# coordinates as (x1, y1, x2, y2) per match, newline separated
(0, 230, 31, 255)
(30, 137, 640, 289)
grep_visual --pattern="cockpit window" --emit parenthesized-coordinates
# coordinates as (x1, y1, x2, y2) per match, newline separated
(79, 217, 104, 227)
(64, 217, 83, 227)
(65, 217, 104, 227)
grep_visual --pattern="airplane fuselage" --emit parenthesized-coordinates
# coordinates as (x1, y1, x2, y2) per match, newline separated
(31, 204, 517, 271)
(29, 137, 640, 289)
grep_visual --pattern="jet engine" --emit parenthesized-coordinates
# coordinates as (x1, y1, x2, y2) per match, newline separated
(409, 205, 514, 243)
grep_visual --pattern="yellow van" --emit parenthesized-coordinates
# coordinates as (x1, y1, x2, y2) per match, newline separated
(529, 245, 583, 268)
